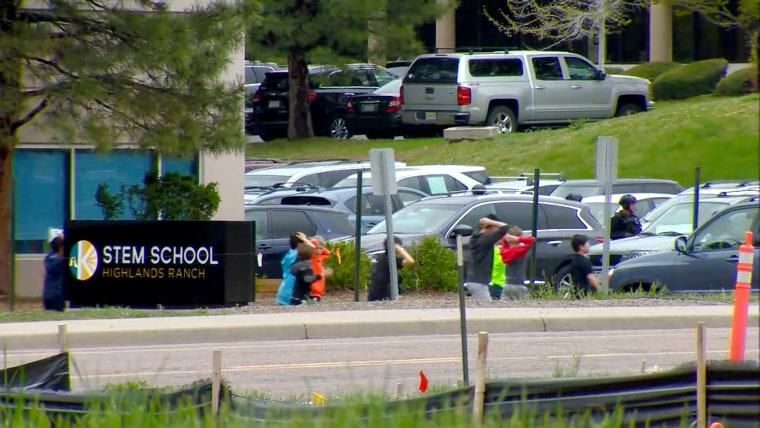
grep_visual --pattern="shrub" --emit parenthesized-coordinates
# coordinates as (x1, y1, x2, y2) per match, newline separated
(324, 241, 371, 292)
(623, 61, 681, 82)
(715, 66, 759, 96)
(652, 58, 728, 100)
(399, 236, 458, 292)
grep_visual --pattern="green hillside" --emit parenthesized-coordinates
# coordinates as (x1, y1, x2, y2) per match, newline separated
(246, 94, 760, 186)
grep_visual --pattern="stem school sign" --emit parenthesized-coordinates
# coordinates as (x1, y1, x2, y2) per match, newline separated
(65, 221, 255, 308)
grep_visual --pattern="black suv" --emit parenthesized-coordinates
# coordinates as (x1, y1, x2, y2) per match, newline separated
(608, 200, 760, 293)
(252, 64, 401, 141)
(245, 205, 355, 288)
(359, 194, 604, 286)
(550, 178, 683, 200)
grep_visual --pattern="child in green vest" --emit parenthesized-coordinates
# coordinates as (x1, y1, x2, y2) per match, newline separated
(489, 244, 507, 300)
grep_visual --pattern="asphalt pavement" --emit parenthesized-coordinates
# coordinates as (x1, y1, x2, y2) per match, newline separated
(2, 305, 758, 350)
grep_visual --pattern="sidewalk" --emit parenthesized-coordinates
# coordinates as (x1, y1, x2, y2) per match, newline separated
(3, 305, 756, 350)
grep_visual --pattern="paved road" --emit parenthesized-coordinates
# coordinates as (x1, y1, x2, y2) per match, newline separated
(5, 327, 758, 399)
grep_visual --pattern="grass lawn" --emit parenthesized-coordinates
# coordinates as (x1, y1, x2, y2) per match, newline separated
(246, 94, 760, 186)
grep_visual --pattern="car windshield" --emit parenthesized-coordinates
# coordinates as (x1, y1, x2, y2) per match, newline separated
(374, 79, 402, 95)
(550, 184, 602, 199)
(366, 204, 460, 234)
(245, 174, 291, 188)
(642, 201, 727, 235)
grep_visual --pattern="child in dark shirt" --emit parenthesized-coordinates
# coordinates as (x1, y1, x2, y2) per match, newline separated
(569, 234, 601, 297)
(290, 243, 322, 305)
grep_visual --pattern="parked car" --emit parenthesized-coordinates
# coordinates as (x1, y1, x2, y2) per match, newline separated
(607, 200, 760, 293)
(581, 193, 673, 224)
(639, 182, 760, 229)
(549, 178, 683, 200)
(400, 50, 652, 134)
(253, 64, 401, 141)
(333, 165, 489, 196)
(247, 186, 428, 234)
(244, 159, 406, 194)
(486, 172, 566, 195)
(345, 79, 404, 139)
(245, 62, 280, 134)
(245, 205, 355, 288)
(588, 193, 759, 275)
(359, 194, 604, 286)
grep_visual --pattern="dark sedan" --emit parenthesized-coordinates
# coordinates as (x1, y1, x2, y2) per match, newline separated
(345, 79, 404, 139)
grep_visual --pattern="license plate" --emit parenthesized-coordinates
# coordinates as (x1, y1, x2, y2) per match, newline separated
(425, 112, 437, 121)
(268, 100, 281, 108)
(360, 103, 378, 113)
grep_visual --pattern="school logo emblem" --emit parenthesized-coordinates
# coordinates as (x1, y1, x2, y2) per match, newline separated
(69, 240, 99, 281)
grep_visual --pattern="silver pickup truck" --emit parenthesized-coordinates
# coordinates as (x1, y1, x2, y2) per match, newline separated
(400, 50, 653, 133)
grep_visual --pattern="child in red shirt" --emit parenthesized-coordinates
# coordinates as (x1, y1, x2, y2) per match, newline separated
(309, 236, 331, 302)
(499, 226, 536, 300)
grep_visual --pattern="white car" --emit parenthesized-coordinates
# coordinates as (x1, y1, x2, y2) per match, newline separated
(333, 165, 488, 196)
(581, 193, 673, 224)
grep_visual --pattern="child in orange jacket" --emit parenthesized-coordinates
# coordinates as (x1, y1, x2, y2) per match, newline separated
(499, 226, 536, 300)
(309, 236, 331, 301)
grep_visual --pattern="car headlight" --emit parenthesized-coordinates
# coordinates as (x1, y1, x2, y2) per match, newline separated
(621, 250, 653, 262)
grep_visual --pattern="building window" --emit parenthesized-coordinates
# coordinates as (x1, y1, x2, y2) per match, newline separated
(161, 154, 197, 177)
(12, 150, 68, 254)
(74, 149, 154, 220)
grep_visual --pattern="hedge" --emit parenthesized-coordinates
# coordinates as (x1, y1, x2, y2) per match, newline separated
(623, 61, 681, 81)
(651, 58, 728, 100)
(715, 66, 759, 96)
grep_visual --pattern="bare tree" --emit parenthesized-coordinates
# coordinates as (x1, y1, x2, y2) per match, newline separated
(484, 0, 647, 68)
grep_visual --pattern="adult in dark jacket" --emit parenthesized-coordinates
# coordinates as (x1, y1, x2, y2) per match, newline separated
(610, 194, 642, 240)
(43, 235, 66, 312)
(467, 216, 518, 301)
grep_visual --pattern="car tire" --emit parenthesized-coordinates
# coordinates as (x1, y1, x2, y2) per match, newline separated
(552, 264, 575, 299)
(486, 105, 517, 133)
(615, 102, 643, 117)
(327, 113, 351, 140)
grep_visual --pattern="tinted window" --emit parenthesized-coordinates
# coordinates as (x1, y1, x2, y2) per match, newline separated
(398, 176, 423, 192)
(564, 57, 598, 80)
(468, 59, 524, 77)
(321, 170, 359, 188)
(541, 203, 587, 230)
(463, 170, 491, 185)
(457, 203, 498, 229)
(532, 57, 563, 80)
(260, 73, 289, 91)
(245, 67, 256, 84)
(495, 202, 536, 230)
(326, 70, 373, 87)
(345, 194, 387, 216)
(550, 184, 603, 198)
(270, 210, 317, 238)
(317, 212, 355, 236)
(405, 57, 459, 84)
(692, 207, 758, 252)
(253, 66, 273, 81)
(613, 184, 645, 194)
(244, 210, 269, 241)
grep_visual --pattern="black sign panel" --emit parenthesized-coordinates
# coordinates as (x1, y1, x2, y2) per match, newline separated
(65, 220, 254, 308)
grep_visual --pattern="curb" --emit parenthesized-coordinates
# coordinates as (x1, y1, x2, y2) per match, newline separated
(2, 306, 756, 350)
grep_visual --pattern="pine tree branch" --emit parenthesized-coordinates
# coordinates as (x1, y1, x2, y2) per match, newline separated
(10, 97, 50, 132)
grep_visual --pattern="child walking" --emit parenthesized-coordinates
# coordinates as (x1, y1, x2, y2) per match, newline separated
(276, 232, 308, 305)
(499, 226, 536, 300)
(290, 243, 323, 305)
(309, 236, 331, 302)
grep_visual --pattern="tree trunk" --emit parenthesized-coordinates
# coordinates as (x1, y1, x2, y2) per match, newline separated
(287, 50, 314, 140)
(0, 0, 20, 295)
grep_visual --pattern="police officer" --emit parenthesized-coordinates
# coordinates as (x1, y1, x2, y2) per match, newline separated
(610, 194, 642, 240)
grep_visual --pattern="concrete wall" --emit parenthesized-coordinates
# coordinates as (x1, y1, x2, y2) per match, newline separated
(14, 0, 244, 298)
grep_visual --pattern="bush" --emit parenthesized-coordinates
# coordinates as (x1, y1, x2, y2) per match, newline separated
(715, 66, 759, 96)
(623, 61, 681, 82)
(652, 58, 728, 100)
(324, 241, 371, 292)
(399, 236, 458, 292)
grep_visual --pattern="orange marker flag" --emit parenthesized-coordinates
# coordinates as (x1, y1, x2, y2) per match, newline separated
(418, 370, 428, 394)
(335, 247, 342, 264)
